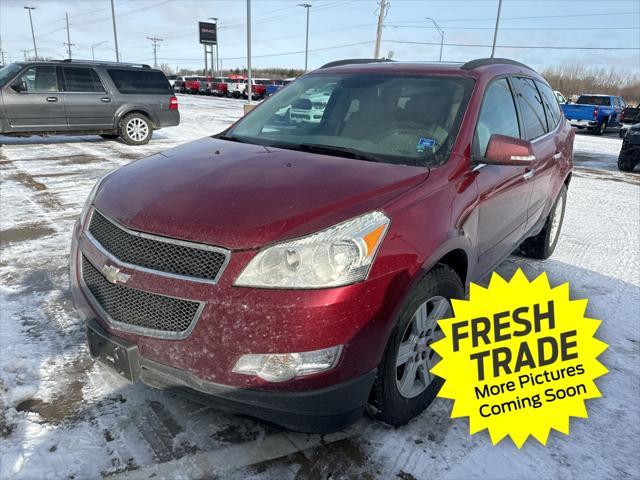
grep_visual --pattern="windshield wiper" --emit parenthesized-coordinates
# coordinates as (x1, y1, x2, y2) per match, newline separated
(292, 143, 384, 163)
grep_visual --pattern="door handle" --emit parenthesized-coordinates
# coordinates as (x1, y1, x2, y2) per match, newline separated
(46, 96, 58, 102)
(101, 97, 111, 103)
(523, 169, 534, 180)
(552, 152, 562, 161)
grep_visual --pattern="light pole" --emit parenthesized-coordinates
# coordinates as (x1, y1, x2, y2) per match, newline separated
(24, 6, 38, 59)
(425, 17, 444, 62)
(299, 3, 311, 71)
(208, 17, 220, 77)
(110, 0, 120, 62)
(246, 0, 252, 104)
(491, 0, 503, 58)
(91, 41, 107, 61)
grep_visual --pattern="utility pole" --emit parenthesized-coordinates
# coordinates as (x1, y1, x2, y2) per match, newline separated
(147, 36, 163, 69)
(22, 49, 31, 61)
(24, 6, 38, 59)
(64, 13, 75, 59)
(374, 0, 388, 59)
(246, 0, 252, 104)
(299, 4, 311, 71)
(110, 0, 120, 62)
(91, 41, 107, 61)
(425, 17, 444, 62)
(490, 0, 503, 58)
(0, 35, 5, 65)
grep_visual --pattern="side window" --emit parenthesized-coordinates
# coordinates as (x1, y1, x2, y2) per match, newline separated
(535, 81, 562, 130)
(62, 67, 105, 93)
(17, 66, 58, 92)
(106, 69, 171, 94)
(474, 78, 520, 158)
(511, 77, 547, 140)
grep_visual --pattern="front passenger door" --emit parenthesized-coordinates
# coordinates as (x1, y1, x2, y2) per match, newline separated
(2, 65, 67, 131)
(473, 77, 533, 274)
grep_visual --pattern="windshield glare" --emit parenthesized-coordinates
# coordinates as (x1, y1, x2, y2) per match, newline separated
(0, 63, 22, 87)
(227, 73, 474, 167)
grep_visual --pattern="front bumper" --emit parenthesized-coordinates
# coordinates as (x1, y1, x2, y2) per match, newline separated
(86, 317, 376, 432)
(70, 215, 406, 389)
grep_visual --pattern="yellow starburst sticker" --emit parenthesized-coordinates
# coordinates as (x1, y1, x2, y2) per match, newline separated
(430, 269, 608, 447)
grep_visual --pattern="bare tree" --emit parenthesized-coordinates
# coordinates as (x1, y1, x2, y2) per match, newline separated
(542, 63, 640, 104)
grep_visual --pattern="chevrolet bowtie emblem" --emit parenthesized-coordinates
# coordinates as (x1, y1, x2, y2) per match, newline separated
(101, 264, 131, 285)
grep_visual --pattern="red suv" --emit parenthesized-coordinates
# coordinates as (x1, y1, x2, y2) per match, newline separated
(71, 58, 573, 432)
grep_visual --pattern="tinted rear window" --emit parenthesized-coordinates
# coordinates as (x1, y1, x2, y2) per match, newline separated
(511, 77, 547, 140)
(106, 68, 171, 94)
(576, 95, 611, 106)
(63, 67, 105, 92)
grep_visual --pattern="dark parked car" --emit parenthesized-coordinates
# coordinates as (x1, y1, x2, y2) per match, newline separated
(618, 123, 640, 171)
(71, 58, 573, 432)
(0, 60, 179, 145)
(619, 103, 640, 138)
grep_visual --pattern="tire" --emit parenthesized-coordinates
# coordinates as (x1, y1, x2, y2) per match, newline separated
(119, 113, 152, 146)
(99, 134, 119, 140)
(519, 184, 567, 259)
(368, 264, 464, 427)
(618, 154, 637, 172)
(619, 129, 626, 139)
(595, 118, 608, 136)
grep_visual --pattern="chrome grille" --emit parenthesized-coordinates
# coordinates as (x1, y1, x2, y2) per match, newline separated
(87, 210, 228, 283)
(81, 255, 202, 336)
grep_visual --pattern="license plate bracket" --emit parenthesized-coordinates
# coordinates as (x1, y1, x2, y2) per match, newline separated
(87, 323, 140, 382)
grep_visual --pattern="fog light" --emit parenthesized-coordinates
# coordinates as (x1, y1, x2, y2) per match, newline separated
(232, 345, 343, 382)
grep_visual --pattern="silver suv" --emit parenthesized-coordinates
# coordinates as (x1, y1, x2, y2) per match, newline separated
(0, 60, 179, 145)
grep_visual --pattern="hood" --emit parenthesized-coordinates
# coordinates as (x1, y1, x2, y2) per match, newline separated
(94, 136, 428, 250)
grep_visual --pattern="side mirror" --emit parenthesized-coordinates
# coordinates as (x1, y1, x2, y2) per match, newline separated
(484, 134, 536, 166)
(11, 80, 28, 93)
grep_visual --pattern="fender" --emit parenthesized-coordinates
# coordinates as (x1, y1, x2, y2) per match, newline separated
(113, 105, 160, 129)
(373, 234, 474, 366)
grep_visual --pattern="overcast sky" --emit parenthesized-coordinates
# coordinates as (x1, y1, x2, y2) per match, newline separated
(1, 0, 639, 73)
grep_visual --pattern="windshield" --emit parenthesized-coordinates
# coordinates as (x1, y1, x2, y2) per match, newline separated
(576, 95, 611, 106)
(0, 63, 22, 87)
(225, 73, 474, 167)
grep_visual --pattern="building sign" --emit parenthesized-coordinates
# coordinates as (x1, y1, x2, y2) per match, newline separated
(199, 22, 217, 45)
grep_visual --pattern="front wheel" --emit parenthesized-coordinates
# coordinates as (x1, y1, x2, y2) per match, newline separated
(99, 134, 119, 140)
(519, 184, 567, 259)
(368, 264, 464, 426)
(119, 113, 152, 145)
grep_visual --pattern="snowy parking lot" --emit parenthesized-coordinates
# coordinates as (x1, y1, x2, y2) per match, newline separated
(1, 94, 639, 479)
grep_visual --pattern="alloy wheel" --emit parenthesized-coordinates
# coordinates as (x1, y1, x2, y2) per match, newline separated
(395, 295, 451, 399)
(549, 193, 564, 247)
(126, 118, 149, 142)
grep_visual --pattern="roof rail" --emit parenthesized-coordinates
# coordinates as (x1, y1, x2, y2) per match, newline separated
(320, 58, 394, 69)
(57, 59, 152, 69)
(461, 58, 535, 71)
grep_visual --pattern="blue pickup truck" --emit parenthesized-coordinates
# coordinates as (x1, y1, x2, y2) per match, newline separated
(562, 94, 627, 135)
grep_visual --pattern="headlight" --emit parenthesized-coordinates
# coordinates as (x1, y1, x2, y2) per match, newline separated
(235, 211, 390, 288)
(232, 345, 343, 382)
(78, 171, 113, 228)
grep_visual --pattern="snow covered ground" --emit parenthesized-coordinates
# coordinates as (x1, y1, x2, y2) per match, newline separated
(1, 95, 638, 479)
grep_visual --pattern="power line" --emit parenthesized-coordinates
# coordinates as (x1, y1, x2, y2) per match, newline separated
(386, 39, 640, 51)
(126, 40, 375, 63)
